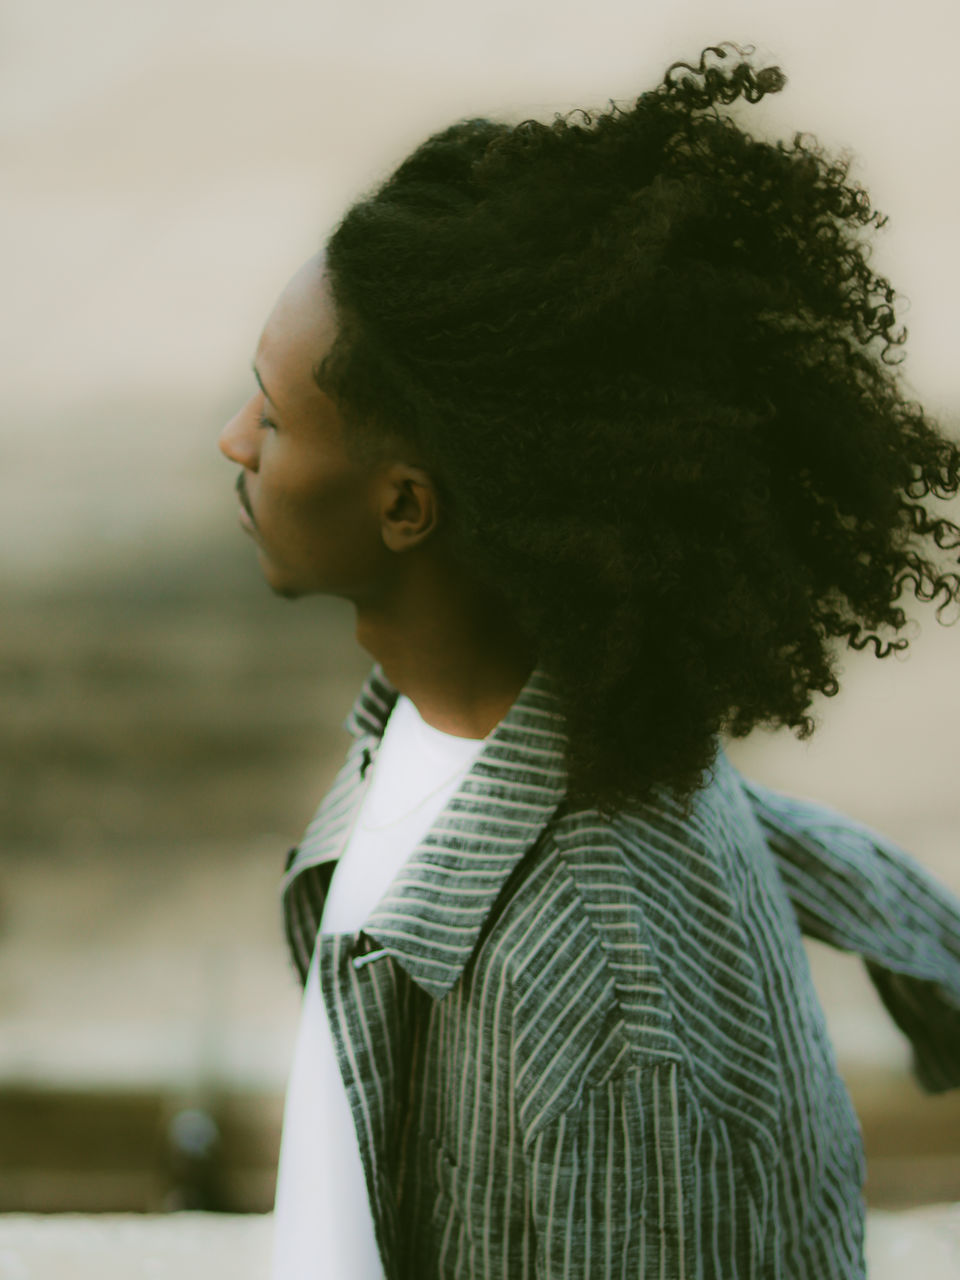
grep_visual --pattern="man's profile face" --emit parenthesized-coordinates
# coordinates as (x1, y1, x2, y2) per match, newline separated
(218, 253, 391, 600)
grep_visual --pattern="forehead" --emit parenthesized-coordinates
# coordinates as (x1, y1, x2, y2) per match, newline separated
(256, 253, 335, 403)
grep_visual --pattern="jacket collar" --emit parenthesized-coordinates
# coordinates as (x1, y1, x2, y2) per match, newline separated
(320, 661, 569, 1000)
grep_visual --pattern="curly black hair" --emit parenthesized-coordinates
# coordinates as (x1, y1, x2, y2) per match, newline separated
(315, 41, 960, 820)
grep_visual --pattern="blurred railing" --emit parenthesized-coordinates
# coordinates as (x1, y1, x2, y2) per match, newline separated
(2, 1073, 959, 1215)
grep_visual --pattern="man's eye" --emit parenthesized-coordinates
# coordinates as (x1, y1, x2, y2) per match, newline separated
(258, 412, 277, 431)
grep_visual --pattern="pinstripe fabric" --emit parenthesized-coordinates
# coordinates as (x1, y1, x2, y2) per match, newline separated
(279, 662, 960, 1279)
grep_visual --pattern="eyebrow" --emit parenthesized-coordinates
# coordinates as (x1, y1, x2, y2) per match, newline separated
(250, 360, 274, 404)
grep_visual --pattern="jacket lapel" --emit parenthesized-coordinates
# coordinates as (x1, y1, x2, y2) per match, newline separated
(281, 662, 569, 999)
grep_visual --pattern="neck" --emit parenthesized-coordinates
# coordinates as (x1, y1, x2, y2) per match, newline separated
(353, 553, 536, 740)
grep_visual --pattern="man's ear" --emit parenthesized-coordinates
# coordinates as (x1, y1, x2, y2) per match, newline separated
(379, 463, 440, 552)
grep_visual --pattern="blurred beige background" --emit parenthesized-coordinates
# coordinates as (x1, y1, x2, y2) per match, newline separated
(4, 0, 960, 591)
(1, 0, 959, 1224)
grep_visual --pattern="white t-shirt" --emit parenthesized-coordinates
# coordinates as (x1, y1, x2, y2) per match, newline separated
(271, 693, 489, 1280)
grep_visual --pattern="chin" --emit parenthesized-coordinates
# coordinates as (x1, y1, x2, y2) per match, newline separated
(257, 553, 306, 601)
(265, 573, 307, 602)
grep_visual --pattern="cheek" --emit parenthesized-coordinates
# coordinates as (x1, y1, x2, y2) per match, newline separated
(288, 470, 368, 532)
(262, 457, 383, 566)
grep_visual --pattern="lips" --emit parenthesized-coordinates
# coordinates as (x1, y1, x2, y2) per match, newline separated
(235, 473, 257, 529)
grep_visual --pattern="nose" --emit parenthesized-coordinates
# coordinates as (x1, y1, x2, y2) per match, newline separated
(218, 399, 260, 470)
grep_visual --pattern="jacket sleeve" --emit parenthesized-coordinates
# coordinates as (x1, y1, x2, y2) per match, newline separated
(736, 769, 960, 1093)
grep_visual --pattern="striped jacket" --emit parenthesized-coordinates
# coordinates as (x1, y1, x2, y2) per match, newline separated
(280, 662, 960, 1279)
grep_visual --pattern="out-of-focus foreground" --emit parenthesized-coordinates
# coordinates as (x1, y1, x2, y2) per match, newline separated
(0, 1206, 958, 1279)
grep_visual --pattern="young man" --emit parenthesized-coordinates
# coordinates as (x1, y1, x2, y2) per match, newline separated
(219, 43, 960, 1280)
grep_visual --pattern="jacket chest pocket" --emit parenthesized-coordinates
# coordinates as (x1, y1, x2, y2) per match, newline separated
(422, 1131, 532, 1279)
